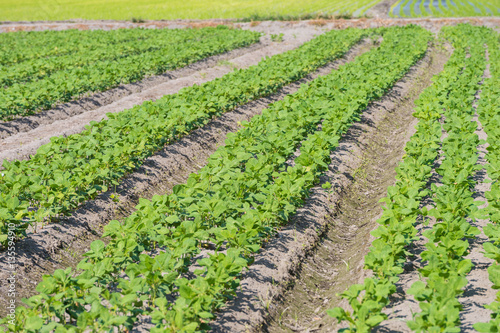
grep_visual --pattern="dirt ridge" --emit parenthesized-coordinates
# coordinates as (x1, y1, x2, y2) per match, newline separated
(1, 18, 499, 36)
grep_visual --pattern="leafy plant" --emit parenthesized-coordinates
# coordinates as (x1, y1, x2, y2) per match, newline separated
(270, 33, 284, 42)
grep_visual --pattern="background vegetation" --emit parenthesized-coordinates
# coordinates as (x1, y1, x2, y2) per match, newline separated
(0, 0, 379, 21)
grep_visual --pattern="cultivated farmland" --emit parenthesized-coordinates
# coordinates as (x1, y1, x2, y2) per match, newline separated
(0, 11, 499, 333)
(390, 0, 500, 17)
(0, 0, 384, 21)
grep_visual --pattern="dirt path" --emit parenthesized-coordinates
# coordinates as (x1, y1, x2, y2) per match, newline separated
(366, 0, 399, 18)
(210, 43, 449, 333)
(458, 49, 495, 330)
(0, 38, 375, 318)
(1, 17, 498, 33)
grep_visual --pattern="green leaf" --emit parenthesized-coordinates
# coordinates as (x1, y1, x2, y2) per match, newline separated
(488, 265, 500, 289)
(322, 182, 332, 189)
(25, 316, 44, 330)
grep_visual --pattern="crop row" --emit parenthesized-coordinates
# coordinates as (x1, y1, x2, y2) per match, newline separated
(0, 28, 368, 245)
(0, 26, 261, 119)
(0, 25, 431, 332)
(406, 24, 488, 331)
(0, 27, 217, 67)
(0, 27, 237, 87)
(0, 28, 169, 67)
(473, 28, 500, 332)
(327, 23, 491, 332)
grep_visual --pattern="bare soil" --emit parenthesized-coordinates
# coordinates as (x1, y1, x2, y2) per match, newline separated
(0, 37, 374, 317)
(1, 17, 499, 34)
(0, 20, 233, 32)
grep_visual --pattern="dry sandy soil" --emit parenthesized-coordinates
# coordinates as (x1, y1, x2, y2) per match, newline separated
(0, 17, 499, 331)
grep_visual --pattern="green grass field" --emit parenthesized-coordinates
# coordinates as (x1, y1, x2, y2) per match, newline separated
(0, 0, 381, 21)
(390, 0, 500, 17)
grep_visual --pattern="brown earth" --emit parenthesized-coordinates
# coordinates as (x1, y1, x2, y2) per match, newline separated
(366, 0, 399, 18)
(1, 17, 499, 34)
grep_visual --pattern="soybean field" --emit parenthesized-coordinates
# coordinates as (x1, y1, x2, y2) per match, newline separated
(0, 14, 499, 333)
